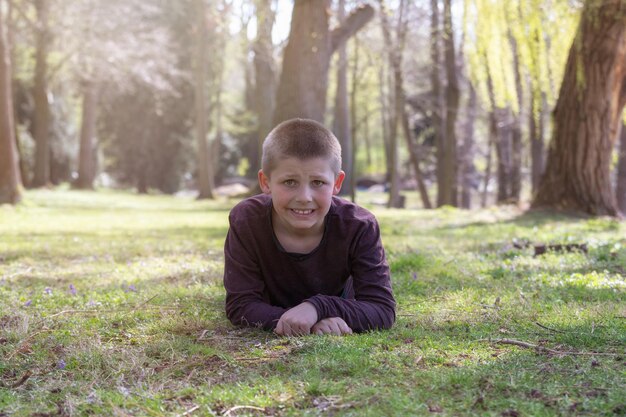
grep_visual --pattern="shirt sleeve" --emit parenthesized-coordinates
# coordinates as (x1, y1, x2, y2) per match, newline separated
(223, 216, 287, 330)
(304, 219, 396, 332)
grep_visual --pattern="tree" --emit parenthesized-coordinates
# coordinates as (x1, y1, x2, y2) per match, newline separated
(253, 0, 276, 171)
(532, 0, 626, 216)
(615, 121, 626, 215)
(438, 0, 459, 206)
(379, 0, 431, 209)
(30, 0, 51, 187)
(194, 0, 214, 199)
(333, 0, 353, 197)
(273, 0, 374, 125)
(0, 1, 21, 204)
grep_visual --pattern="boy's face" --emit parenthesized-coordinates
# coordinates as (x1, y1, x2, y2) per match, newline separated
(259, 157, 345, 236)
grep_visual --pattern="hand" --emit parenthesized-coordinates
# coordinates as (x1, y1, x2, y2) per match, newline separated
(311, 317, 353, 336)
(275, 302, 318, 336)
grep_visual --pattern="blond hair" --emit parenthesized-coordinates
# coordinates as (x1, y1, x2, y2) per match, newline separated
(262, 119, 342, 175)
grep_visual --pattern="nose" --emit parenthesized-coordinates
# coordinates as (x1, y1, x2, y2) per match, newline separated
(295, 185, 313, 202)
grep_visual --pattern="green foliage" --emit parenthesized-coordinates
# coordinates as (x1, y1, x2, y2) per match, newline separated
(1, 190, 624, 416)
(464, 0, 580, 114)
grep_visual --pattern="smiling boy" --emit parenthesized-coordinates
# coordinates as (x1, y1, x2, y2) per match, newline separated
(223, 118, 395, 336)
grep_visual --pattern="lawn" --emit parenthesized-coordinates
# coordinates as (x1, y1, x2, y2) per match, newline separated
(1, 189, 624, 416)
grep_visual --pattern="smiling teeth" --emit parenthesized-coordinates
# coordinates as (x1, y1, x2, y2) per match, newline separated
(292, 209, 313, 215)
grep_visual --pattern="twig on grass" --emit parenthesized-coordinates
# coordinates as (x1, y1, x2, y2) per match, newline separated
(479, 338, 621, 356)
(120, 294, 160, 317)
(0, 371, 31, 388)
(534, 322, 566, 333)
(223, 405, 265, 416)
(176, 405, 200, 417)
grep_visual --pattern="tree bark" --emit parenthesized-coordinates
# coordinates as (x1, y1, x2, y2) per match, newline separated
(333, 0, 353, 197)
(31, 0, 51, 187)
(460, 84, 477, 209)
(194, 0, 214, 199)
(0, 4, 21, 204)
(253, 0, 275, 171)
(75, 82, 98, 189)
(509, 32, 523, 203)
(438, 0, 459, 207)
(529, 90, 545, 194)
(616, 122, 626, 215)
(430, 0, 444, 207)
(273, 1, 373, 125)
(349, 34, 360, 202)
(532, 0, 626, 216)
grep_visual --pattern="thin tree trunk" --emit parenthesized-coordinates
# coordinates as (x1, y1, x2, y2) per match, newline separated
(509, 32, 523, 203)
(431, 0, 445, 206)
(532, 0, 626, 216)
(616, 122, 626, 215)
(333, 0, 353, 197)
(460, 84, 477, 209)
(0, 3, 20, 204)
(75, 82, 98, 189)
(350, 34, 360, 202)
(481, 131, 494, 208)
(194, 0, 214, 199)
(378, 65, 392, 184)
(439, 0, 459, 206)
(31, 0, 50, 187)
(529, 90, 545, 193)
(378, 0, 403, 208)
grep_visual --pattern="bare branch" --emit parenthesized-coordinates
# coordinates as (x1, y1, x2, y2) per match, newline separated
(330, 4, 375, 53)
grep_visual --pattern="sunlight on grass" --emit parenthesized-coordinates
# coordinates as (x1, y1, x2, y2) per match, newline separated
(1, 190, 624, 416)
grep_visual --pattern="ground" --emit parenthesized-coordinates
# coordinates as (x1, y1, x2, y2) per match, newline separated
(0, 189, 624, 416)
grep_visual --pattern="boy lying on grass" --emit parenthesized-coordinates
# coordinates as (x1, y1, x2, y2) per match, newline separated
(224, 118, 395, 336)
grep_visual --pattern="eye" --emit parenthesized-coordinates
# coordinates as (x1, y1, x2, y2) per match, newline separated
(312, 180, 326, 187)
(283, 179, 297, 187)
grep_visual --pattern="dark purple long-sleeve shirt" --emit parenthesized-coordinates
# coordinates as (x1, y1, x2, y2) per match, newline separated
(223, 194, 395, 332)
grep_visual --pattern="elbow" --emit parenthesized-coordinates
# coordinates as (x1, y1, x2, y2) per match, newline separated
(380, 305, 396, 330)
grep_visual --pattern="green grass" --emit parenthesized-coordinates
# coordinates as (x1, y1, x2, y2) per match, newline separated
(1, 189, 624, 416)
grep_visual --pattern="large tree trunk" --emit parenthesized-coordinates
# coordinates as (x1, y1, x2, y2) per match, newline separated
(194, 0, 214, 199)
(273, 1, 373, 125)
(253, 0, 276, 171)
(0, 5, 20, 204)
(31, 0, 51, 187)
(616, 122, 626, 215)
(438, 0, 459, 207)
(75, 82, 98, 189)
(532, 0, 626, 216)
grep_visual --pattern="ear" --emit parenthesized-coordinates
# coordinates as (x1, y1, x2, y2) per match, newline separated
(258, 169, 271, 194)
(333, 171, 346, 195)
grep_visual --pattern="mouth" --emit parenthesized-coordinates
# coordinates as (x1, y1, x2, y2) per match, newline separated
(290, 209, 314, 215)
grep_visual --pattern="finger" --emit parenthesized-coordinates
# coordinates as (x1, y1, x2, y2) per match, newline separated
(337, 321, 353, 335)
(275, 320, 284, 336)
(330, 322, 343, 336)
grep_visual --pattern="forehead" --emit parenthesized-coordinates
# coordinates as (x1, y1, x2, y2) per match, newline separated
(271, 157, 336, 177)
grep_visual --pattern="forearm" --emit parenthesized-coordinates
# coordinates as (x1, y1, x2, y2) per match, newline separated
(304, 294, 395, 332)
(225, 297, 287, 330)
